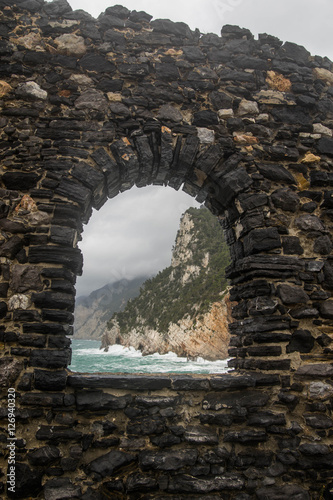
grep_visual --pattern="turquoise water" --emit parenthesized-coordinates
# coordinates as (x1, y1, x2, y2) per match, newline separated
(69, 339, 230, 374)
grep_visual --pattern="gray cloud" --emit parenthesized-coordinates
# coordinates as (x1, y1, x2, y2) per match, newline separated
(76, 186, 200, 296)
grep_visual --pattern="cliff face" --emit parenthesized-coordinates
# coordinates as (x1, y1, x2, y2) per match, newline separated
(74, 277, 147, 339)
(101, 207, 231, 360)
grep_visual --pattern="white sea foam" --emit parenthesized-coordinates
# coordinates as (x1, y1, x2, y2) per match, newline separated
(69, 339, 230, 374)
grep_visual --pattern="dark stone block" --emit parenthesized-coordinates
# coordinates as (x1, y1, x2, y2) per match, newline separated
(7, 462, 42, 499)
(184, 425, 219, 445)
(86, 450, 135, 478)
(271, 188, 300, 212)
(67, 374, 171, 390)
(29, 247, 83, 274)
(224, 430, 267, 443)
(287, 330, 315, 353)
(282, 236, 304, 255)
(139, 449, 197, 471)
(192, 110, 219, 127)
(27, 445, 61, 466)
(209, 374, 256, 390)
(299, 444, 331, 455)
(0, 219, 27, 234)
(2, 171, 40, 190)
(319, 300, 333, 319)
(20, 392, 64, 407)
(135, 396, 179, 408)
(171, 375, 210, 391)
(216, 167, 253, 208)
(314, 235, 333, 255)
(120, 63, 150, 77)
(256, 485, 309, 500)
(32, 291, 75, 311)
(0, 235, 23, 259)
(257, 164, 295, 184)
(247, 411, 286, 427)
(150, 434, 181, 448)
(127, 416, 165, 436)
(304, 414, 333, 429)
(317, 137, 333, 157)
(36, 425, 82, 441)
(243, 227, 281, 255)
(80, 53, 116, 74)
(34, 369, 67, 390)
(29, 349, 71, 369)
(151, 19, 192, 37)
(18, 335, 46, 347)
(76, 390, 131, 411)
(50, 226, 77, 247)
(202, 390, 269, 410)
(277, 284, 309, 305)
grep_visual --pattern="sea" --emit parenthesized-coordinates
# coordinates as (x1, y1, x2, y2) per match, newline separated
(69, 339, 230, 374)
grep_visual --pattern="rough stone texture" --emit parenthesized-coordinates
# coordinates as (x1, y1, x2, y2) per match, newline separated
(0, 3, 332, 498)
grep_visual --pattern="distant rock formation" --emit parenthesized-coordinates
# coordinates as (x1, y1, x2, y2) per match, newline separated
(74, 277, 147, 339)
(101, 207, 232, 360)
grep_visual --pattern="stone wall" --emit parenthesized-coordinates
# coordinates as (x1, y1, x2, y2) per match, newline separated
(0, 0, 333, 498)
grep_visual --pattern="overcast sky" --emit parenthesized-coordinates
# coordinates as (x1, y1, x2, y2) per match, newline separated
(69, 0, 333, 297)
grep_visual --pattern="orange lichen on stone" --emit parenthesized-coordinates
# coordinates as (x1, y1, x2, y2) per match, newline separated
(266, 70, 292, 92)
(294, 172, 310, 190)
(161, 126, 172, 134)
(0, 81, 12, 97)
(122, 137, 131, 146)
(15, 194, 38, 213)
(58, 90, 71, 97)
(233, 133, 258, 145)
(300, 151, 321, 164)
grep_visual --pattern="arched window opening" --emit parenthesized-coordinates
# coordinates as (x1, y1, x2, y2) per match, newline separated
(69, 185, 231, 374)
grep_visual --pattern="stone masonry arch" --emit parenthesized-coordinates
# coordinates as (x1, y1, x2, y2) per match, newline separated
(1, 0, 333, 498)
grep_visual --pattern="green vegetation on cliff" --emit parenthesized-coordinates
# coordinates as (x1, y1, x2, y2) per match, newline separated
(107, 207, 230, 335)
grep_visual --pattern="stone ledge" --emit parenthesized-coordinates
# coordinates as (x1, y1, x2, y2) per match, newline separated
(66, 372, 281, 391)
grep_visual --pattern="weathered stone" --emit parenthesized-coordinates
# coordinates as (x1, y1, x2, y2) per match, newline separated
(313, 235, 332, 254)
(286, 330, 315, 353)
(192, 110, 219, 127)
(294, 214, 325, 232)
(8, 294, 30, 310)
(197, 127, 215, 144)
(8, 463, 42, 498)
(282, 236, 304, 255)
(76, 390, 131, 411)
(139, 449, 197, 471)
(167, 473, 244, 492)
(256, 485, 309, 500)
(266, 70, 292, 91)
(237, 99, 259, 116)
(243, 228, 281, 256)
(271, 188, 300, 212)
(308, 382, 333, 400)
(34, 369, 67, 390)
(0, 357, 23, 387)
(257, 164, 295, 184)
(16, 81, 47, 100)
(54, 33, 86, 57)
(304, 413, 333, 429)
(28, 445, 61, 466)
(75, 90, 108, 112)
(202, 390, 269, 410)
(295, 363, 333, 378)
(277, 284, 309, 305)
(0, 80, 12, 97)
(30, 349, 71, 369)
(157, 105, 183, 122)
(313, 67, 333, 84)
(44, 478, 81, 500)
(224, 430, 267, 443)
(184, 426, 219, 445)
(87, 451, 136, 478)
(80, 53, 116, 73)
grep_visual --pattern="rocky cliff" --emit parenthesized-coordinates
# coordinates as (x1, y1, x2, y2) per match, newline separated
(74, 277, 147, 339)
(101, 207, 231, 360)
